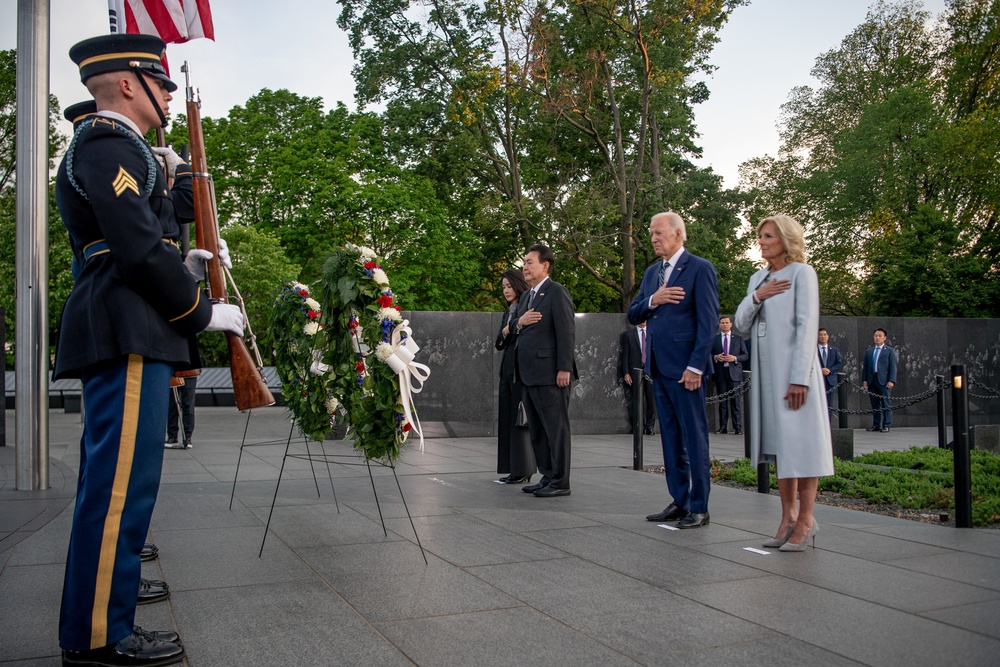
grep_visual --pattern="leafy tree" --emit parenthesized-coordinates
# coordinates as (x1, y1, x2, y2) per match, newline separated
(740, 0, 1000, 316)
(338, 0, 749, 312)
(0, 49, 71, 366)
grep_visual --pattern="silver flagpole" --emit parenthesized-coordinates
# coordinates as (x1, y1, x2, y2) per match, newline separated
(14, 0, 50, 491)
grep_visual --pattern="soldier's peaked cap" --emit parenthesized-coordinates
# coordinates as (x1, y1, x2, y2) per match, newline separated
(70, 34, 177, 93)
(63, 100, 97, 125)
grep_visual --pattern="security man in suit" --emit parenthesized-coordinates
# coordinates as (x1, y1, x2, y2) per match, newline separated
(862, 327, 897, 432)
(55, 34, 244, 666)
(629, 212, 719, 529)
(817, 328, 843, 415)
(710, 315, 747, 434)
(618, 322, 655, 435)
(513, 244, 578, 497)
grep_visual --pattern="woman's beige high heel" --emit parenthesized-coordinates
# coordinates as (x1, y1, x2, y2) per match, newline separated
(779, 521, 818, 552)
(762, 524, 795, 548)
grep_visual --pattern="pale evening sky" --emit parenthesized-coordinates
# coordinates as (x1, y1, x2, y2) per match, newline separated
(2, 0, 947, 189)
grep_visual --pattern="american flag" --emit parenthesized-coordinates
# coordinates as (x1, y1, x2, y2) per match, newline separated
(108, 0, 215, 44)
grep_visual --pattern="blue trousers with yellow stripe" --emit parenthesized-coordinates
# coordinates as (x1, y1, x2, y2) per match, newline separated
(59, 355, 172, 650)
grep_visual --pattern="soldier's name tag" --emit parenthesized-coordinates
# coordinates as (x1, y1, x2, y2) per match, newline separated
(757, 321, 766, 337)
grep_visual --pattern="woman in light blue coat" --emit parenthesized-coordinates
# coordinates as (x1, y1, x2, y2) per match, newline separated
(734, 215, 834, 552)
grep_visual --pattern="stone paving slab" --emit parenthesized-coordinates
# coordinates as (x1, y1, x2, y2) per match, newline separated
(1, 408, 998, 667)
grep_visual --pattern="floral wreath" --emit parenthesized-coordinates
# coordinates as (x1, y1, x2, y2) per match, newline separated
(269, 281, 339, 442)
(272, 244, 429, 463)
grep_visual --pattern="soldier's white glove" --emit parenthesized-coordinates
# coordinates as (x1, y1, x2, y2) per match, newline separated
(205, 303, 244, 335)
(218, 237, 232, 269)
(183, 249, 213, 282)
(151, 146, 186, 179)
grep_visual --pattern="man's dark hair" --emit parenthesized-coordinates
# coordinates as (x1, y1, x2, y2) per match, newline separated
(527, 244, 555, 273)
(875, 327, 887, 336)
(818, 327, 828, 334)
(719, 315, 732, 322)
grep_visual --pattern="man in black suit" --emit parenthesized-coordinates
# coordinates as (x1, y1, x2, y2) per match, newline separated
(513, 244, 578, 497)
(618, 322, 655, 435)
(818, 328, 843, 415)
(710, 315, 747, 435)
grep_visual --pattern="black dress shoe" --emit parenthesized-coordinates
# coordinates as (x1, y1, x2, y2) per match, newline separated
(497, 475, 511, 483)
(677, 512, 710, 529)
(62, 629, 185, 666)
(880, 427, 890, 432)
(139, 543, 158, 562)
(643, 428, 654, 435)
(645, 503, 688, 522)
(504, 475, 530, 484)
(133, 626, 181, 645)
(715, 428, 728, 434)
(137, 578, 170, 605)
(734, 428, 742, 435)
(865, 426, 878, 431)
(533, 487, 571, 497)
(522, 482, 547, 493)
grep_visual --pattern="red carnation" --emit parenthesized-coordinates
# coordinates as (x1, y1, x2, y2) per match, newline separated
(356, 360, 366, 373)
(394, 305, 401, 312)
(364, 261, 377, 270)
(402, 422, 412, 432)
(307, 310, 320, 320)
(378, 294, 393, 308)
(348, 319, 359, 330)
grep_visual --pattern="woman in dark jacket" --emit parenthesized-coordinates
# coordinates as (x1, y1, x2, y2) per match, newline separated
(495, 269, 536, 483)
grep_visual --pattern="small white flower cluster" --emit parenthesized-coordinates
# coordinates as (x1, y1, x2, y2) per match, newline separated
(378, 307, 403, 323)
(326, 397, 339, 413)
(375, 342, 394, 361)
(303, 321, 320, 336)
(356, 245, 377, 263)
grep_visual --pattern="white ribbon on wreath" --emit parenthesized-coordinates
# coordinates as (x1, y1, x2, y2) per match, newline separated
(381, 319, 430, 451)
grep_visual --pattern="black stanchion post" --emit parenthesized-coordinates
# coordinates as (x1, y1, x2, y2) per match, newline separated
(742, 370, 751, 459)
(757, 462, 770, 494)
(837, 372, 848, 430)
(936, 374, 947, 449)
(951, 365, 972, 527)
(632, 367, 643, 471)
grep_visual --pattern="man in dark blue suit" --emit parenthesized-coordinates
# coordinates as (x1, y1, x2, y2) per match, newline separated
(862, 328, 897, 432)
(513, 244, 578, 497)
(710, 315, 747, 435)
(628, 212, 719, 528)
(818, 328, 843, 416)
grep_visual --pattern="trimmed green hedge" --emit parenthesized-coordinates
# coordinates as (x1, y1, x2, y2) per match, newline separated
(710, 446, 1000, 527)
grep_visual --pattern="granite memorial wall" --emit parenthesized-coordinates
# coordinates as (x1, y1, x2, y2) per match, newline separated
(403, 312, 1000, 437)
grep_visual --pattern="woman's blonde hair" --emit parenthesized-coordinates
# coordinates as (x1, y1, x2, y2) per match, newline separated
(758, 215, 806, 266)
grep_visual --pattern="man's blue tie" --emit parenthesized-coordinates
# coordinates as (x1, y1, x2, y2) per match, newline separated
(659, 261, 669, 286)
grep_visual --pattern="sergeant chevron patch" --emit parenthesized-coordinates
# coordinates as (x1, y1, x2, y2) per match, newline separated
(112, 166, 140, 198)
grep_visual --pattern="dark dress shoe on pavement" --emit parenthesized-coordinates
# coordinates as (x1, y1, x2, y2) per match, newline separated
(880, 427, 890, 432)
(715, 428, 728, 434)
(865, 426, 878, 431)
(133, 626, 181, 645)
(163, 439, 185, 450)
(677, 512, 710, 529)
(645, 503, 688, 522)
(504, 475, 530, 484)
(62, 629, 184, 666)
(137, 578, 170, 605)
(497, 475, 511, 483)
(522, 482, 547, 493)
(734, 429, 743, 435)
(643, 428, 654, 435)
(139, 543, 158, 562)
(533, 487, 571, 497)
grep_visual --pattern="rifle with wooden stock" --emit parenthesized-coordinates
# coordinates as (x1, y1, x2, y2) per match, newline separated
(183, 62, 275, 411)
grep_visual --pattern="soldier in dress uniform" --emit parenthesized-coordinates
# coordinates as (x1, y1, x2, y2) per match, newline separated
(55, 34, 244, 667)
